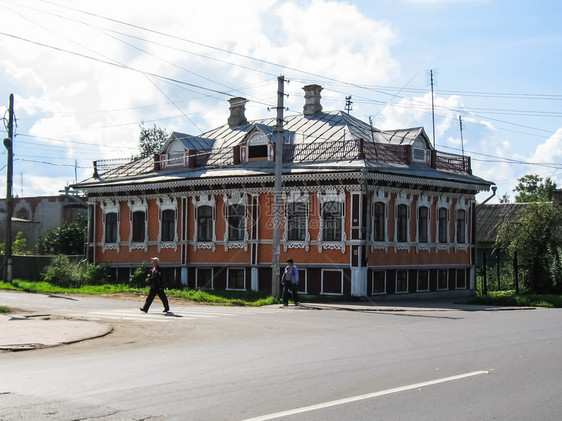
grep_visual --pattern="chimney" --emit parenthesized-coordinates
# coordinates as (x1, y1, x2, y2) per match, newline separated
(303, 84, 323, 116)
(228, 97, 248, 127)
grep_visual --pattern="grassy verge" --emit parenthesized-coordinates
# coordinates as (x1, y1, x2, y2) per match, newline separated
(0, 279, 281, 307)
(466, 290, 562, 308)
(0, 305, 9, 313)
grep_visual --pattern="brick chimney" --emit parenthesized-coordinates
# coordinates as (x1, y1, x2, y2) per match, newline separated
(228, 97, 248, 127)
(303, 84, 323, 116)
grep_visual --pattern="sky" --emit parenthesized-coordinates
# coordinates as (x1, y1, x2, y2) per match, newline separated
(0, 0, 560, 203)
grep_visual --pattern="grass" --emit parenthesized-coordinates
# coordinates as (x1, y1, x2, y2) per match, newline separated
(466, 290, 562, 308)
(0, 279, 282, 307)
(0, 305, 9, 313)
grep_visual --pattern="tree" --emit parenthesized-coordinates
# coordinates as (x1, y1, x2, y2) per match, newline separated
(135, 123, 169, 159)
(36, 215, 87, 255)
(496, 202, 562, 293)
(0, 231, 31, 255)
(513, 174, 557, 203)
(498, 192, 510, 203)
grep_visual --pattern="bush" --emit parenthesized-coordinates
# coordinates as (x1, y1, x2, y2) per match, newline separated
(83, 264, 109, 286)
(41, 255, 85, 288)
(129, 262, 150, 288)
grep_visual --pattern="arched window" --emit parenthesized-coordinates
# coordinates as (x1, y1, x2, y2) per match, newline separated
(105, 212, 118, 243)
(438, 207, 448, 243)
(132, 211, 146, 242)
(227, 204, 246, 241)
(323, 201, 342, 241)
(161, 209, 176, 242)
(374, 202, 386, 242)
(456, 209, 466, 243)
(418, 206, 428, 243)
(197, 206, 213, 242)
(397, 204, 408, 243)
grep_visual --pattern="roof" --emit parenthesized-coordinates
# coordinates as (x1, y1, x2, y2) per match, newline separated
(74, 109, 492, 193)
(475, 203, 525, 243)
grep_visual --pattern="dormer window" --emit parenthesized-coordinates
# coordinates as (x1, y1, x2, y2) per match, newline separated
(249, 144, 268, 159)
(166, 140, 186, 167)
(412, 139, 427, 163)
(240, 130, 273, 162)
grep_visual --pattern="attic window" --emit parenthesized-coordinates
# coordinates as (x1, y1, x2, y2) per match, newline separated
(412, 139, 426, 163)
(167, 140, 185, 166)
(249, 144, 268, 158)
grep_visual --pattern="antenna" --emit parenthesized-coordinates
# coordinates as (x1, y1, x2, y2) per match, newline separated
(345, 96, 353, 113)
(427, 69, 438, 148)
(459, 115, 465, 171)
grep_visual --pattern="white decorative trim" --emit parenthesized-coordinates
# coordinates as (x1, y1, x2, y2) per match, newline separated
(128, 199, 148, 252)
(283, 190, 310, 252)
(393, 192, 411, 253)
(223, 193, 249, 252)
(192, 195, 216, 252)
(317, 190, 346, 253)
(100, 200, 120, 253)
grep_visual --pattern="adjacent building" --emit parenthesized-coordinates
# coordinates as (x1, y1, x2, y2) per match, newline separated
(73, 85, 493, 297)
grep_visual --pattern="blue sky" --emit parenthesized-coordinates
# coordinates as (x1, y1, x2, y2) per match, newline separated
(0, 0, 560, 202)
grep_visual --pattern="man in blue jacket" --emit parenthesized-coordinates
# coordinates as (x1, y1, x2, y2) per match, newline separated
(281, 258, 299, 306)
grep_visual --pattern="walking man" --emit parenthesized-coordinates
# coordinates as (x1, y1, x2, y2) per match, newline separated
(281, 258, 299, 306)
(140, 257, 170, 313)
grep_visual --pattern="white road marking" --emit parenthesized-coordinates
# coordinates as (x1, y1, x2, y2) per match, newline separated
(242, 370, 489, 421)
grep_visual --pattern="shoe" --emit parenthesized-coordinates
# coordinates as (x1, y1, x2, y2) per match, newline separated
(139, 308, 147, 313)
(163, 308, 169, 313)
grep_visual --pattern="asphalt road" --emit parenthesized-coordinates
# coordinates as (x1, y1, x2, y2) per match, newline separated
(1, 292, 562, 420)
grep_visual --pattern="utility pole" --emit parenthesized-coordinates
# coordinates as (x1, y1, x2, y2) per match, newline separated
(430, 69, 436, 149)
(271, 76, 285, 297)
(4, 94, 14, 283)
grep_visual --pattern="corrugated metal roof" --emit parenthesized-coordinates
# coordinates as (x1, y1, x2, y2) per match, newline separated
(475, 203, 525, 243)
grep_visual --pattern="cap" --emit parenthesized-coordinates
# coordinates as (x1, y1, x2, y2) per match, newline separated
(151, 257, 159, 263)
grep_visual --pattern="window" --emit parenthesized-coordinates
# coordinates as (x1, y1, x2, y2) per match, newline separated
(227, 268, 245, 290)
(374, 202, 386, 242)
(438, 208, 448, 243)
(197, 206, 213, 242)
(105, 212, 118, 243)
(397, 204, 408, 242)
(417, 270, 429, 291)
(418, 206, 428, 243)
(132, 211, 146, 242)
(456, 269, 467, 289)
(438, 269, 448, 290)
(412, 139, 426, 162)
(161, 209, 176, 242)
(248, 144, 268, 159)
(396, 270, 408, 293)
(287, 202, 307, 241)
(323, 201, 342, 241)
(456, 209, 466, 243)
(372, 271, 386, 294)
(321, 269, 343, 295)
(196, 268, 213, 289)
(227, 204, 246, 241)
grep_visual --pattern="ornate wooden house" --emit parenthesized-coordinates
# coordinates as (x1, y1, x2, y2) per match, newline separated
(74, 85, 492, 297)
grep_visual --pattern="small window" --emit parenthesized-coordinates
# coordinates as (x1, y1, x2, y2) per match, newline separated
(417, 270, 429, 291)
(438, 269, 448, 290)
(132, 211, 146, 242)
(418, 206, 428, 243)
(397, 204, 408, 242)
(105, 212, 118, 243)
(287, 202, 308, 241)
(456, 269, 467, 289)
(248, 144, 268, 159)
(438, 208, 448, 243)
(227, 268, 245, 290)
(227, 204, 246, 241)
(374, 202, 385, 242)
(396, 270, 408, 293)
(456, 209, 466, 244)
(372, 271, 386, 294)
(196, 268, 213, 289)
(412, 139, 426, 162)
(321, 269, 343, 295)
(197, 206, 213, 242)
(161, 209, 175, 242)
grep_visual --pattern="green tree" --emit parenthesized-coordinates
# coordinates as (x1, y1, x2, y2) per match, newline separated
(513, 174, 557, 203)
(0, 231, 31, 255)
(36, 215, 87, 255)
(135, 123, 169, 159)
(496, 202, 562, 293)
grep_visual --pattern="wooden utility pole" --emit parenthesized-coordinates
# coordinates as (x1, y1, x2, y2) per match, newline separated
(271, 76, 285, 297)
(4, 94, 14, 283)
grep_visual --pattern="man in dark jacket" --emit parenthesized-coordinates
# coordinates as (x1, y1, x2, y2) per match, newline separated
(140, 257, 170, 313)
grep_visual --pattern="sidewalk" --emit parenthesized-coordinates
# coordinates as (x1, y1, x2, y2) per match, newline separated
(0, 313, 112, 352)
(0, 299, 534, 352)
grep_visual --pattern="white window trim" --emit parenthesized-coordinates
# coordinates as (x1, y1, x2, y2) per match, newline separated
(223, 193, 248, 251)
(320, 268, 344, 295)
(192, 195, 216, 252)
(157, 197, 178, 252)
(454, 197, 470, 252)
(296, 268, 308, 294)
(128, 199, 148, 252)
(283, 190, 310, 252)
(226, 267, 246, 291)
(100, 201, 120, 253)
(395, 270, 409, 293)
(317, 190, 346, 253)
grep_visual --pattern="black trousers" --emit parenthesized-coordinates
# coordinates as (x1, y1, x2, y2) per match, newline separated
(282, 282, 299, 305)
(142, 287, 169, 311)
